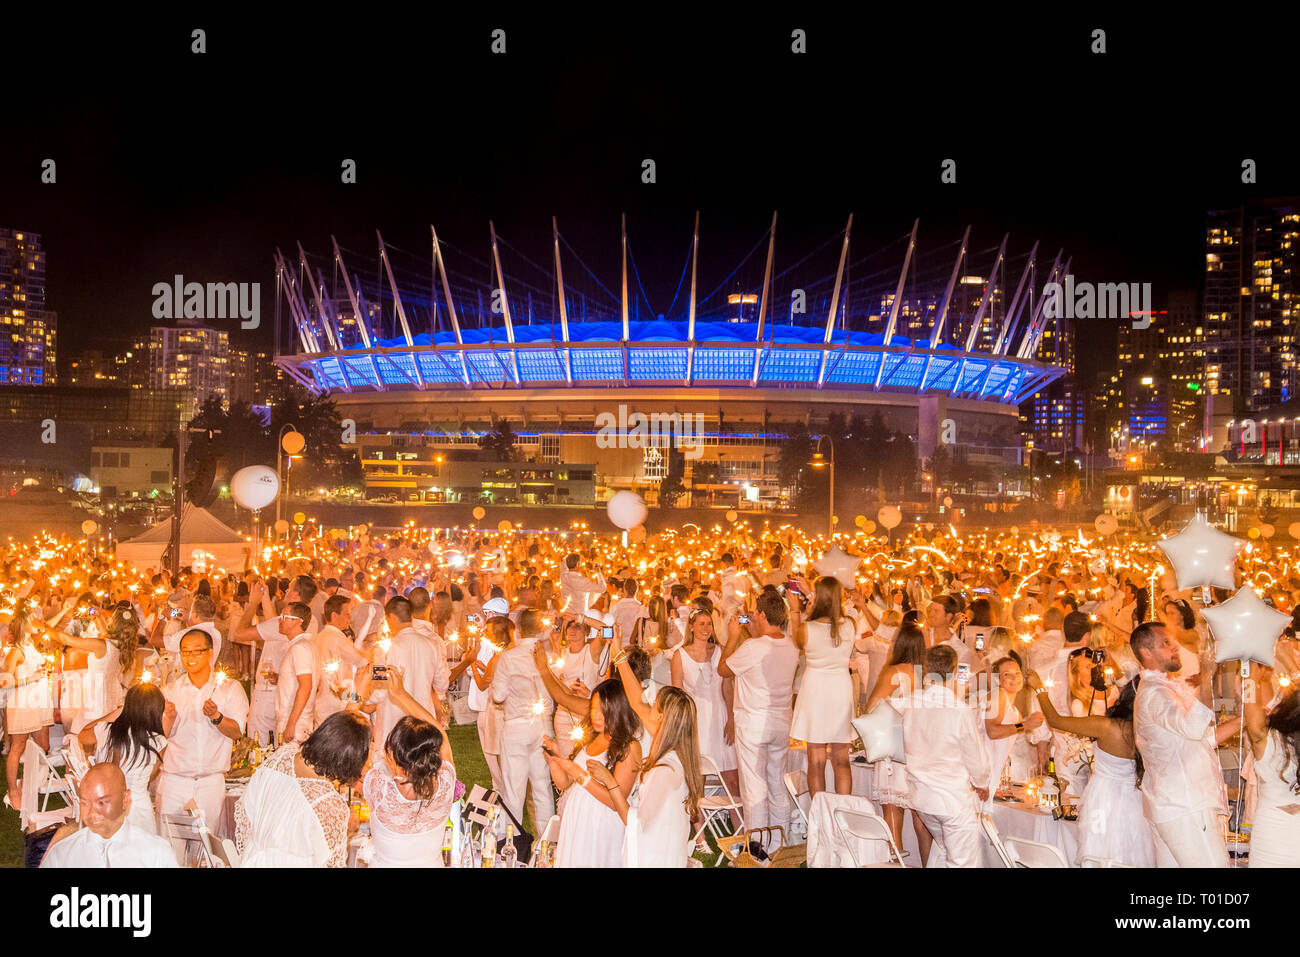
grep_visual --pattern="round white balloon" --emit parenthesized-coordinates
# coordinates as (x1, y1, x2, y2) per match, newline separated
(1156, 513, 1243, 591)
(606, 491, 648, 530)
(230, 465, 280, 511)
(1095, 513, 1118, 536)
(1203, 587, 1287, 668)
(878, 505, 903, 530)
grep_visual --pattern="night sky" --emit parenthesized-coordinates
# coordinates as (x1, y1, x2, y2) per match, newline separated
(4, 11, 1297, 387)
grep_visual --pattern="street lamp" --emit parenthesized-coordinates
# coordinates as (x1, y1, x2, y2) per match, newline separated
(809, 435, 835, 537)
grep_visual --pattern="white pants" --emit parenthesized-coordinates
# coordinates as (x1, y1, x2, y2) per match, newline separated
(734, 722, 791, 841)
(499, 722, 555, 832)
(1152, 809, 1229, 868)
(155, 772, 226, 833)
(476, 709, 504, 794)
(248, 689, 276, 740)
(917, 808, 982, 867)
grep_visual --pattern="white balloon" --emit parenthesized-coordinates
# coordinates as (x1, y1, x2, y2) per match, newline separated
(230, 465, 280, 511)
(813, 546, 859, 589)
(606, 490, 647, 530)
(878, 505, 903, 530)
(1203, 587, 1287, 668)
(852, 703, 905, 764)
(1094, 513, 1118, 536)
(1156, 513, 1244, 591)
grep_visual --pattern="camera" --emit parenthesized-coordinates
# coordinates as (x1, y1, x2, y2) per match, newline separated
(601, 626, 614, 639)
(466, 614, 481, 624)
(371, 665, 389, 681)
(738, 614, 750, 625)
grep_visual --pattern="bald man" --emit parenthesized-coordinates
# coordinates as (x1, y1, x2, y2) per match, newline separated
(41, 764, 177, 868)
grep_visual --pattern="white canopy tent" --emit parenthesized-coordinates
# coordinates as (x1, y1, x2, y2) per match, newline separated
(115, 506, 251, 572)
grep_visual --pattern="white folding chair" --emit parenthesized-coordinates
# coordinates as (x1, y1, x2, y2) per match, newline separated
(161, 813, 215, 868)
(831, 805, 907, 867)
(528, 814, 561, 866)
(29, 740, 75, 812)
(979, 812, 1014, 868)
(61, 736, 92, 790)
(14, 740, 75, 834)
(1004, 836, 1070, 868)
(204, 828, 241, 868)
(693, 754, 744, 866)
(783, 770, 811, 832)
(1081, 856, 1133, 868)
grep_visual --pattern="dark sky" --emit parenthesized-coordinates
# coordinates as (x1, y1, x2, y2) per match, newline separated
(4, 11, 1297, 387)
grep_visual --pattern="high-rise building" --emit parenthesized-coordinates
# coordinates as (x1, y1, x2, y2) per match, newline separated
(230, 347, 286, 406)
(0, 228, 54, 385)
(149, 324, 231, 417)
(1204, 202, 1300, 414)
(1112, 289, 1204, 453)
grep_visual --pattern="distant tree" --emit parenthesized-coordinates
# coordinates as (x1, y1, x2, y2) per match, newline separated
(659, 442, 686, 508)
(777, 422, 814, 489)
(477, 420, 520, 461)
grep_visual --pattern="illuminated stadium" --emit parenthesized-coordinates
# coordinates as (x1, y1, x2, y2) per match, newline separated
(273, 217, 1068, 506)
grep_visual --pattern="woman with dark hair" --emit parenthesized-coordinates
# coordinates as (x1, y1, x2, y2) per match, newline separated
(78, 682, 166, 834)
(235, 710, 371, 867)
(791, 576, 856, 797)
(670, 607, 736, 797)
(541, 677, 642, 868)
(1238, 668, 1300, 867)
(361, 668, 457, 868)
(1027, 672, 1153, 867)
(864, 622, 930, 858)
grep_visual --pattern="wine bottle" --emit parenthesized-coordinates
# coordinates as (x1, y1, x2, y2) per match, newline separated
(481, 808, 498, 867)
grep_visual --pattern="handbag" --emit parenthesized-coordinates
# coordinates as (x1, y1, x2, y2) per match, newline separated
(468, 788, 534, 861)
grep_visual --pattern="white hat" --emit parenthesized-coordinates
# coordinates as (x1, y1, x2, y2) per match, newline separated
(482, 597, 510, 617)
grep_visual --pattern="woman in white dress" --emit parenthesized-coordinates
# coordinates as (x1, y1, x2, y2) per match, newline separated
(864, 622, 932, 863)
(78, 682, 167, 834)
(670, 608, 737, 802)
(589, 681, 704, 867)
(1028, 672, 1154, 867)
(551, 619, 606, 746)
(1239, 671, 1300, 867)
(632, 596, 674, 688)
(48, 601, 139, 733)
(541, 677, 642, 868)
(982, 657, 1045, 801)
(791, 577, 855, 797)
(235, 710, 371, 867)
(3, 606, 56, 812)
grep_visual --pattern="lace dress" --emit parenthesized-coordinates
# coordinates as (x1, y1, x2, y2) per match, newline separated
(868, 668, 913, 808)
(362, 764, 457, 868)
(235, 743, 350, 867)
(1076, 747, 1154, 867)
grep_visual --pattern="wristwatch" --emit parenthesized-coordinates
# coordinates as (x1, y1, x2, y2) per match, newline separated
(345, 692, 362, 703)
(211, 712, 224, 726)
(1015, 722, 1025, 732)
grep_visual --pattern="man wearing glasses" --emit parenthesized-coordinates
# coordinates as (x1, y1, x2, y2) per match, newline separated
(232, 575, 319, 741)
(157, 629, 249, 831)
(275, 601, 321, 743)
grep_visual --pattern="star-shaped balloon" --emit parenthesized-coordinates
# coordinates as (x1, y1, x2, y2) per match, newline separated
(814, 545, 860, 588)
(852, 703, 905, 764)
(1156, 513, 1244, 591)
(1203, 587, 1287, 668)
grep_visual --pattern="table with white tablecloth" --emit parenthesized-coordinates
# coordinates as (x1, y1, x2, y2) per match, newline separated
(986, 798, 1080, 867)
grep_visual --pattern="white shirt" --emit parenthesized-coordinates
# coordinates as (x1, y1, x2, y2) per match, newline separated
(411, 618, 451, 696)
(727, 634, 799, 734)
(276, 633, 321, 741)
(374, 626, 440, 742)
(314, 624, 368, 722)
(41, 821, 178, 869)
(491, 643, 553, 727)
(1026, 630, 1065, 676)
(611, 597, 648, 643)
(894, 683, 990, 818)
(1134, 669, 1226, 823)
(161, 670, 250, 777)
(559, 566, 604, 615)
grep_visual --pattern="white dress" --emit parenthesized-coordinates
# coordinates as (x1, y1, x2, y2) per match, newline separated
(235, 743, 350, 867)
(983, 693, 1020, 799)
(1076, 747, 1154, 868)
(73, 642, 124, 733)
(791, 620, 855, 744)
(363, 764, 457, 867)
(672, 643, 736, 771)
(1249, 732, 1300, 868)
(623, 751, 692, 867)
(555, 745, 626, 868)
(5, 640, 54, 734)
(553, 646, 603, 746)
(93, 724, 165, 835)
(869, 669, 914, 808)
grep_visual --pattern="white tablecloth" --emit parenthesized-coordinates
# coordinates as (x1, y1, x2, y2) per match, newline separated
(987, 800, 1079, 867)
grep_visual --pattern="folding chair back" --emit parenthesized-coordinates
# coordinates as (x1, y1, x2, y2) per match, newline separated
(528, 815, 561, 866)
(783, 770, 811, 830)
(204, 828, 241, 868)
(831, 805, 907, 867)
(1004, 836, 1070, 868)
(463, 784, 502, 839)
(694, 754, 744, 865)
(161, 813, 214, 868)
(978, 812, 1014, 867)
(61, 736, 92, 791)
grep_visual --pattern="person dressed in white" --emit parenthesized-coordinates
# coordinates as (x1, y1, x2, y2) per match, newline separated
(670, 608, 737, 798)
(78, 682, 168, 836)
(719, 589, 800, 851)
(370, 596, 438, 746)
(408, 587, 451, 723)
(231, 576, 318, 742)
(1130, 622, 1229, 868)
(467, 604, 512, 795)
(981, 657, 1046, 804)
(1028, 671, 1154, 867)
(891, 645, 990, 867)
(559, 553, 605, 616)
(41, 763, 178, 869)
(158, 628, 250, 832)
(592, 671, 703, 868)
(541, 676, 642, 868)
(359, 668, 457, 868)
(1237, 667, 1300, 867)
(488, 609, 556, 833)
(2, 606, 55, 811)
(235, 711, 370, 867)
(275, 601, 321, 745)
(611, 579, 648, 648)
(790, 576, 856, 797)
(314, 593, 371, 723)
(550, 618, 606, 747)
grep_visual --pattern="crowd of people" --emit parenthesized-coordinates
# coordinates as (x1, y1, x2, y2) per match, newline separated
(0, 515, 1297, 868)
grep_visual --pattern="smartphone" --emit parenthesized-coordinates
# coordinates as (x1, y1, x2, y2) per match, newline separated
(974, 634, 985, 652)
(957, 664, 970, 682)
(738, 614, 751, 625)
(467, 614, 481, 623)
(601, 626, 614, 639)
(371, 665, 389, 681)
